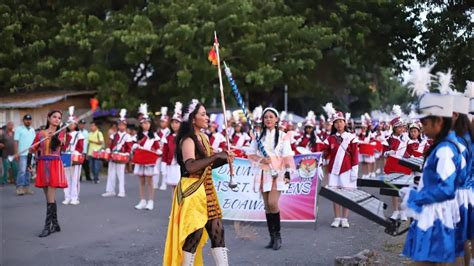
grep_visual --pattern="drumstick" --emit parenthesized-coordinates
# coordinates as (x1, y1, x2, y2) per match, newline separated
(9, 99, 99, 162)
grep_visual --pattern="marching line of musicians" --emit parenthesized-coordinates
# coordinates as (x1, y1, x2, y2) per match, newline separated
(22, 81, 474, 264)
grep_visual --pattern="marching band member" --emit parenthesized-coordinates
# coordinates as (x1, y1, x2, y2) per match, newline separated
(404, 122, 425, 158)
(401, 64, 462, 264)
(231, 120, 251, 149)
(155, 106, 171, 190)
(162, 102, 182, 193)
(297, 111, 324, 153)
(62, 106, 84, 205)
(465, 80, 474, 262)
(383, 114, 409, 221)
(133, 104, 160, 211)
(209, 114, 226, 153)
(246, 107, 295, 250)
(321, 111, 359, 228)
(101, 109, 132, 198)
(358, 114, 376, 178)
(29, 110, 67, 237)
(250, 106, 263, 138)
(163, 99, 232, 265)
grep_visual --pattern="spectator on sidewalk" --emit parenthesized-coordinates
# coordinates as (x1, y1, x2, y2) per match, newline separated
(88, 122, 104, 184)
(1, 122, 17, 185)
(14, 114, 36, 195)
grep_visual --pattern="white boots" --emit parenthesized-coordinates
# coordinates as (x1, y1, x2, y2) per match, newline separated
(182, 251, 196, 266)
(211, 247, 229, 266)
(181, 247, 229, 266)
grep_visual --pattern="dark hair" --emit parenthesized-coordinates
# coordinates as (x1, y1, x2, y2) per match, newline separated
(330, 120, 349, 135)
(423, 116, 452, 158)
(137, 120, 156, 141)
(304, 126, 317, 147)
(409, 127, 422, 142)
(175, 103, 207, 167)
(45, 110, 62, 151)
(452, 114, 473, 140)
(258, 109, 279, 148)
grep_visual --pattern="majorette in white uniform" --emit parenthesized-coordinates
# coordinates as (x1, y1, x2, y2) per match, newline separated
(63, 106, 84, 205)
(101, 109, 132, 198)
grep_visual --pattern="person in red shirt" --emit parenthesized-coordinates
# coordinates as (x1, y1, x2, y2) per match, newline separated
(404, 122, 425, 158)
(322, 111, 359, 228)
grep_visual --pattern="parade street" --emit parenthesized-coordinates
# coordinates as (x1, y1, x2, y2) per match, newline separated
(2, 173, 406, 265)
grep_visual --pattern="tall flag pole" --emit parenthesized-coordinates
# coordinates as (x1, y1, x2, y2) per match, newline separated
(211, 32, 238, 189)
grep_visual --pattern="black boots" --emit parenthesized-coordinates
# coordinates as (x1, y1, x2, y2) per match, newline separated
(265, 212, 282, 250)
(51, 202, 61, 233)
(265, 213, 274, 248)
(38, 202, 60, 238)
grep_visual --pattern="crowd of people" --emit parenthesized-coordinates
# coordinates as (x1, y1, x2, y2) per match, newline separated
(1, 68, 473, 265)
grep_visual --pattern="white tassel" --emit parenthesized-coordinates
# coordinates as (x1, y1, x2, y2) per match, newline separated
(322, 102, 336, 118)
(305, 111, 315, 121)
(138, 103, 148, 117)
(68, 106, 75, 116)
(436, 69, 453, 95)
(174, 102, 183, 115)
(119, 108, 127, 119)
(160, 106, 168, 116)
(345, 112, 351, 121)
(252, 106, 263, 120)
(392, 105, 402, 117)
(465, 81, 474, 98)
(405, 60, 435, 97)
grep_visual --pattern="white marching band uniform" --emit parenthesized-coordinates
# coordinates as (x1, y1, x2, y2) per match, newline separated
(63, 129, 84, 204)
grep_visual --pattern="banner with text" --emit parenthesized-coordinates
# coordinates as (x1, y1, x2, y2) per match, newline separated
(212, 153, 322, 222)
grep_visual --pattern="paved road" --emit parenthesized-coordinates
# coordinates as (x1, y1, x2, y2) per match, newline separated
(1, 172, 406, 265)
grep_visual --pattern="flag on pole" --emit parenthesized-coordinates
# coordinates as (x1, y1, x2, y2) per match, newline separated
(208, 46, 218, 65)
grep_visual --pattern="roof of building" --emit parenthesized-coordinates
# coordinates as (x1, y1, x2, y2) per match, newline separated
(0, 90, 97, 109)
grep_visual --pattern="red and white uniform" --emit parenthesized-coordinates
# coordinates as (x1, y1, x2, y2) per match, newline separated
(297, 133, 324, 153)
(231, 132, 251, 148)
(105, 131, 132, 196)
(382, 133, 410, 174)
(153, 128, 169, 189)
(210, 132, 226, 153)
(322, 132, 359, 188)
(318, 130, 329, 143)
(63, 131, 84, 202)
(357, 131, 376, 163)
(161, 133, 180, 186)
(133, 132, 160, 177)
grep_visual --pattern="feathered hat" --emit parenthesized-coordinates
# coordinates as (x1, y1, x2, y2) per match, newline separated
(183, 99, 199, 122)
(233, 111, 241, 126)
(406, 61, 453, 118)
(322, 102, 336, 123)
(252, 106, 263, 125)
(209, 113, 218, 127)
(160, 106, 169, 122)
(288, 113, 294, 125)
(436, 69, 469, 115)
(304, 111, 316, 127)
(119, 108, 127, 124)
(331, 111, 345, 122)
(171, 102, 183, 122)
(67, 106, 76, 123)
(138, 103, 150, 123)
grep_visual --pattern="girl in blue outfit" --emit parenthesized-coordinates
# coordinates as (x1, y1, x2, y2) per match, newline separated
(400, 93, 462, 264)
(450, 94, 473, 264)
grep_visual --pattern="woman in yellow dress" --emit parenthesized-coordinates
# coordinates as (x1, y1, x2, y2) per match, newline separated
(163, 99, 233, 266)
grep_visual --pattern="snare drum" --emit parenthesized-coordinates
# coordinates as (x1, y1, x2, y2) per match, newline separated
(111, 152, 129, 164)
(99, 150, 111, 160)
(92, 150, 101, 159)
(132, 148, 160, 165)
(72, 153, 85, 165)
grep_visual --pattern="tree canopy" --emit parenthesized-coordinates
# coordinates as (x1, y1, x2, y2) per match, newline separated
(1, 0, 471, 115)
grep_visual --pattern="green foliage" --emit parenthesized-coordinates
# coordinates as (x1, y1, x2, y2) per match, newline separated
(0, 0, 470, 116)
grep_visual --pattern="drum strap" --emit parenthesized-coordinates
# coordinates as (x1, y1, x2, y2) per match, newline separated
(113, 133, 126, 152)
(176, 132, 212, 205)
(67, 132, 79, 152)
